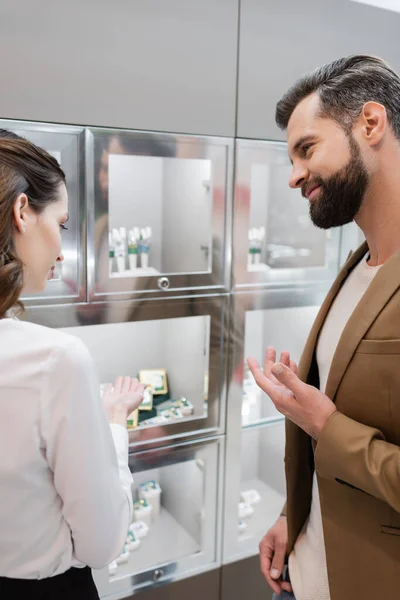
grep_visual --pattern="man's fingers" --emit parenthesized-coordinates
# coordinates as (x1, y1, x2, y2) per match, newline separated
(280, 351, 290, 367)
(260, 548, 281, 595)
(264, 346, 276, 373)
(290, 360, 298, 376)
(248, 358, 294, 414)
(270, 540, 286, 580)
(247, 357, 261, 374)
(271, 362, 303, 395)
(248, 358, 276, 395)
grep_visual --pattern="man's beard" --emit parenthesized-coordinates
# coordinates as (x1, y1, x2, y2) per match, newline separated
(304, 136, 369, 229)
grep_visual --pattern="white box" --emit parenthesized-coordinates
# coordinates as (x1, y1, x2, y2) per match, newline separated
(139, 481, 162, 520)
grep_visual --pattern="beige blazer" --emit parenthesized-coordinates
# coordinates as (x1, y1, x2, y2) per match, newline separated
(283, 241, 400, 600)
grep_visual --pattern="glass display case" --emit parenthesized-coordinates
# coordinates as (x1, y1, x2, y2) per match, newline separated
(222, 288, 326, 564)
(0, 119, 85, 305)
(93, 437, 223, 599)
(86, 128, 233, 300)
(233, 139, 341, 289)
(15, 120, 356, 596)
(25, 293, 230, 447)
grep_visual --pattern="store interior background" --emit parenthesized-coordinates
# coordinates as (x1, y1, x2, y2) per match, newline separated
(2, 0, 400, 599)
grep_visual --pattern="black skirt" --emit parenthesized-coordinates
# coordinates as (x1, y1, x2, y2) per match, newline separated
(0, 566, 100, 599)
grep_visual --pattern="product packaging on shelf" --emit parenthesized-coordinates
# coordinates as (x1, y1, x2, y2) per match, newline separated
(238, 519, 248, 533)
(240, 489, 261, 506)
(139, 481, 162, 520)
(129, 520, 149, 539)
(115, 546, 130, 565)
(238, 501, 254, 520)
(125, 530, 141, 552)
(133, 499, 153, 527)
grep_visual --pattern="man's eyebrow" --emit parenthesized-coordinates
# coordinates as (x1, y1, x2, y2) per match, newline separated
(288, 135, 318, 164)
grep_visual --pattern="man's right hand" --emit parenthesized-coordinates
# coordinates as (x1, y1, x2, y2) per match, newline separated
(259, 516, 293, 596)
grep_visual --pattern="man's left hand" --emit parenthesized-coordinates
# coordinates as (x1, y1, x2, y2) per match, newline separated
(247, 350, 337, 440)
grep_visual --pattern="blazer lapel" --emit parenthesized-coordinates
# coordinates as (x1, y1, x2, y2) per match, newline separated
(285, 244, 368, 459)
(325, 245, 400, 401)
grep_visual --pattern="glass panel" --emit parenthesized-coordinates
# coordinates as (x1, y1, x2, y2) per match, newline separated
(91, 130, 228, 297)
(92, 440, 218, 595)
(248, 151, 331, 273)
(112, 452, 205, 581)
(238, 421, 285, 547)
(60, 315, 210, 431)
(242, 305, 319, 426)
(234, 141, 341, 287)
(108, 154, 212, 277)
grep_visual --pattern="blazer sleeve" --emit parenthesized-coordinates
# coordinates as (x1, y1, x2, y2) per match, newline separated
(315, 410, 400, 512)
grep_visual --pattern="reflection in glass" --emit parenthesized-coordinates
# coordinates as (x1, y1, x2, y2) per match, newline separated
(106, 151, 213, 277)
(248, 160, 328, 271)
(242, 306, 319, 426)
(61, 315, 210, 429)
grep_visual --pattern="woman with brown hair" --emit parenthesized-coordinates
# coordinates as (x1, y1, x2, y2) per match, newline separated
(0, 134, 145, 599)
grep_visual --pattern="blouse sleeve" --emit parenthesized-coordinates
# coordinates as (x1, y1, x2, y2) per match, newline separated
(41, 335, 133, 569)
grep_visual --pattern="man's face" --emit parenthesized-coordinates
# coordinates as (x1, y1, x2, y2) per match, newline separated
(287, 93, 369, 229)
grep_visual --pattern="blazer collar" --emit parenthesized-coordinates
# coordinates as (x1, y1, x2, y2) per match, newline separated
(298, 241, 400, 401)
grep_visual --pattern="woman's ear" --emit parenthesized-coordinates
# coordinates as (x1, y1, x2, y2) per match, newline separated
(13, 193, 30, 233)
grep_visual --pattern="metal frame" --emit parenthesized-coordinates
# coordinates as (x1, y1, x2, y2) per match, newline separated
(85, 127, 234, 301)
(233, 139, 342, 290)
(0, 118, 87, 305)
(94, 436, 224, 599)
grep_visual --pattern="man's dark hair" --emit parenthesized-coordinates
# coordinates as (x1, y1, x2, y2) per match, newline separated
(275, 55, 400, 140)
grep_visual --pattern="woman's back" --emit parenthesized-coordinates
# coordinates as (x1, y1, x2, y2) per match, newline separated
(0, 317, 132, 579)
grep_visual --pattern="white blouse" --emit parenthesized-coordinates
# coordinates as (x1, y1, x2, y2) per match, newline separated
(0, 317, 133, 579)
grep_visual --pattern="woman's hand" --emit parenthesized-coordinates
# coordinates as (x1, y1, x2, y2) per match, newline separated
(102, 376, 146, 426)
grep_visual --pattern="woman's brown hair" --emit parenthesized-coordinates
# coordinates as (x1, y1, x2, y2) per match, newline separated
(0, 136, 66, 318)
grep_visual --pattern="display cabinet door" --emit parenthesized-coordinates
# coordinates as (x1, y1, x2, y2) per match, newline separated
(223, 421, 286, 564)
(86, 128, 233, 300)
(93, 437, 222, 599)
(223, 288, 328, 563)
(233, 139, 341, 289)
(228, 287, 328, 429)
(0, 119, 86, 305)
(24, 294, 230, 447)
